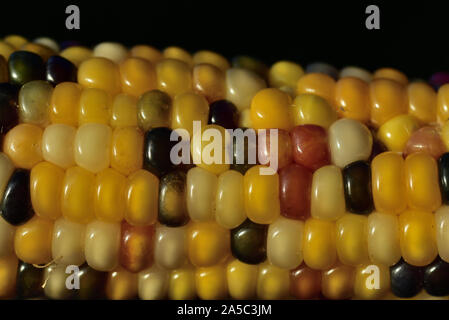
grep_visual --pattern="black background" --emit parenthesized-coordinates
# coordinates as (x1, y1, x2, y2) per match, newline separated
(1, 0, 448, 80)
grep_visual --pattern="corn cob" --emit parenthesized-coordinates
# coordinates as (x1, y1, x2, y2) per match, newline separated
(0, 35, 449, 300)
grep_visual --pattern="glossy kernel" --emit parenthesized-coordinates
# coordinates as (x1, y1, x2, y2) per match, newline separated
(208, 100, 238, 129)
(8, 51, 45, 86)
(226, 259, 258, 299)
(369, 79, 408, 128)
(336, 214, 369, 266)
(244, 165, 280, 224)
(119, 57, 157, 97)
(0, 169, 34, 226)
(50, 82, 82, 126)
(111, 93, 138, 128)
(216, 170, 246, 229)
(291, 125, 330, 172)
(390, 259, 423, 298)
(154, 225, 188, 270)
(257, 262, 290, 300)
(125, 169, 159, 226)
(310, 165, 346, 221)
(78, 57, 121, 96)
(46, 55, 77, 86)
(321, 264, 355, 300)
(159, 170, 189, 227)
(405, 152, 442, 212)
(143, 127, 178, 178)
(303, 218, 337, 270)
(78, 88, 112, 125)
(342, 161, 374, 214)
(377, 114, 420, 152)
(225, 68, 266, 111)
(156, 59, 192, 97)
(334, 77, 370, 123)
(399, 210, 438, 267)
(137, 90, 171, 131)
(367, 212, 401, 266)
(111, 127, 144, 176)
(30, 162, 64, 220)
(191, 124, 231, 175)
(196, 264, 228, 300)
(170, 92, 209, 137)
(94, 169, 126, 222)
(435, 206, 449, 262)
(186, 167, 218, 222)
(371, 152, 407, 214)
(267, 216, 304, 269)
(328, 118, 373, 168)
(407, 82, 437, 124)
(268, 61, 304, 90)
(193, 63, 226, 103)
(423, 257, 449, 297)
(291, 94, 337, 129)
(250, 88, 293, 130)
(138, 265, 169, 300)
(106, 267, 138, 300)
(61, 166, 96, 224)
(14, 216, 53, 265)
(3, 123, 43, 169)
(42, 124, 76, 169)
(52, 217, 86, 266)
(18, 80, 52, 126)
(231, 219, 267, 265)
(120, 221, 154, 273)
(188, 221, 230, 267)
(85, 220, 121, 272)
(296, 73, 336, 107)
(168, 265, 196, 300)
(279, 163, 312, 220)
(290, 264, 322, 300)
(404, 126, 446, 160)
(74, 123, 112, 173)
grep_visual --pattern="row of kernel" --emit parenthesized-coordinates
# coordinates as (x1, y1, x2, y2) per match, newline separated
(0, 165, 157, 226)
(2, 256, 448, 300)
